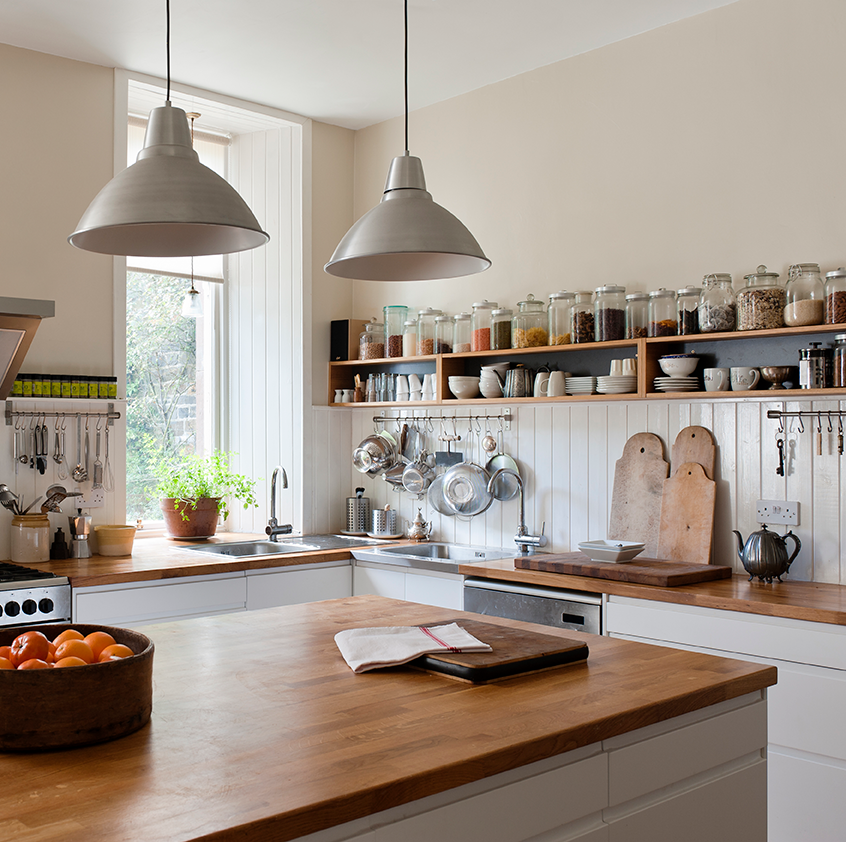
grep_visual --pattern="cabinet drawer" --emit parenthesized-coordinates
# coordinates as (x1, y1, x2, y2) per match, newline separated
(246, 564, 351, 609)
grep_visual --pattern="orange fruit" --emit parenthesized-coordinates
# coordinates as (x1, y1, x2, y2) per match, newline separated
(10, 631, 50, 667)
(0, 657, 14, 670)
(98, 644, 134, 662)
(54, 656, 88, 669)
(18, 658, 51, 669)
(46, 641, 57, 663)
(84, 631, 117, 661)
(53, 629, 84, 647)
(0, 645, 12, 661)
(55, 639, 94, 665)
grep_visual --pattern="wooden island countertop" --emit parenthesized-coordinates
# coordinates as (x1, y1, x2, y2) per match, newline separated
(1, 596, 775, 842)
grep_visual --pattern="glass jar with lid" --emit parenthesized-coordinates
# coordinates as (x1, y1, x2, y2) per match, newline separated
(453, 313, 471, 353)
(594, 285, 626, 341)
(383, 305, 409, 357)
(737, 265, 784, 330)
(698, 274, 736, 333)
(491, 308, 513, 350)
(571, 291, 595, 344)
(402, 319, 417, 356)
(825, 268, 846, 325)
(648, 289, 678, 336)
(625, 293, 648, 338)
(359, 319, 385, 360)
(434, 314, 453, 354)
(677, 286, 701, 335)
(834, 334, 846, 387)
(784, 264, 824, 327)
(512, 294, 548, 348)
(471, 300, 499, 351)
(416, 308, 443, 355)
(548, 291, 574, 345)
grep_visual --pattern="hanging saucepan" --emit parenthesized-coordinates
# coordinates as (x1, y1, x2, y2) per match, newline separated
(427, 472, 452, 515)
(485, 426, 520, 500)
(352, 432, 396, 475)
(402, 451, 435, 495)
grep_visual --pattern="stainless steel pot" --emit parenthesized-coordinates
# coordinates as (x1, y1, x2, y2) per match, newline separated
(352, 431, 397, 475)
(442, 461, 493, 516)
(402, 452, 435, 495)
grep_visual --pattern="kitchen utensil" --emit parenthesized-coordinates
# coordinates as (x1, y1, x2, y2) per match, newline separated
(434, 419, 462, 467)
(732, 524, 801, 583)
(670, 425, 715, 480)
(20, 495, 43, 516)
(533, 371, 550, 397)
(93, 427, 104, 489)
(72, 416, 87, 482)
(442, 430, 492, 516)
(406, 509, 432, 541)
(41, 485, 83, 514)
(481, 427, 496, 454)
(608, 432, 668, 558)
(382, 462, 407, 491)
(344, 487, 371, 535)
(353, 432, 396, 475)
(68, 514, 93, 558)
(656, 462, 716, 565)
(54, 419, 68, 480)
(104, 423, 114, 491)
(427, 473, 452, 515)
(485, 427, 520, 500)
(402, 452, 435, 495)
(370, 506, 399, 538)
(658, 355, 699, 377)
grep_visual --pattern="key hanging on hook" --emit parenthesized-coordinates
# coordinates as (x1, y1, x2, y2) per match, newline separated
(839, 416, 844, 457)
(776, 435, 785, 477)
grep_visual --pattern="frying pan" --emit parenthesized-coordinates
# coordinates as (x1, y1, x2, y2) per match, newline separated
(485, 428, 520, 500)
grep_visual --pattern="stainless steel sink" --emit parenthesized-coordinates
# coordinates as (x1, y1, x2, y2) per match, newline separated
(351, 542, 513, 574)
(183, 534, 386, 558)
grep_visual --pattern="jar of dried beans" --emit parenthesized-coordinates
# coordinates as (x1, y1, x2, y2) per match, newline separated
(648, 289, 678, 337)
(491, 308, 513, 350)
(548, 291, 574, 345)
(471, 300, 498, 351)
(359, 320, 385, 360)
(453, 312, 471, 353)
(571, 291, 595, 344)
(512, 294, 548, 348)
(383, 305, 408, 357)
(698, 274, 736, 333)
(416, 308, 442, 355)
(434, 314, 453, 354)
(593, 285, 626, 341)
(625, 293, 648, 338)
(785, 263, 824, 327)
(737, 265, 784, 331)
(824, 268, 846, 325)
(677, 286, 701, 335)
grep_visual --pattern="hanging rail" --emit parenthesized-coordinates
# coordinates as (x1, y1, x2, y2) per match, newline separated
(372, 409, 512, 430)
(5, 404, 121, 426)
(766, 410, 846, 420)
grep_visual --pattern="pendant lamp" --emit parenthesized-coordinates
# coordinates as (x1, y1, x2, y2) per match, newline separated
(68, 0, 268, 257)
(324, 0, 489, 281)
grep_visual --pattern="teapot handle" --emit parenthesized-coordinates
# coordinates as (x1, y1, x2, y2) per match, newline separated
(784, 531, 802, 569)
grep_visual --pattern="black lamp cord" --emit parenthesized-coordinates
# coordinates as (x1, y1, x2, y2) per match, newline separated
(166, 0, 171, 102)
(404, 0, 409, 155)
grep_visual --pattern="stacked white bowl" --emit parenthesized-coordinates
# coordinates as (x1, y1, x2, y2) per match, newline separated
(479, 363, 508, 398)
(448, 376, 481, 400)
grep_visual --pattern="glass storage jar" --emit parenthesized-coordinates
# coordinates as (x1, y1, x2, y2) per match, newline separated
(512, 294, 548, 347)
(10, 514, 50, 564)
(416, 308, 443, 355)
(402, 319, 418, 356)
(453, 313, 471, 353)
(677, 286, 701, 335)
(471, 300, 498, 351)
(491, 308, 513, 350)
(571, 291, 595, 344)
(784, 264, 824, 327)
(834, 334, 846, 388)
(383, 305, 408, 357)
(625, 293, 648, 338)
(825, 268, 846, 325)
(594, 285, 626, 341)
(698, 274, 736, 333)
(548, 291, 574, 345)
(359, 320, 385, 360)
(737, 265, 784, 330)
(648, 289, 678, 336)
(434, 315, 453, 354)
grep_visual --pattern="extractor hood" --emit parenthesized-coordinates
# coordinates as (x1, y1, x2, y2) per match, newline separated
(0, 297, 55, 400)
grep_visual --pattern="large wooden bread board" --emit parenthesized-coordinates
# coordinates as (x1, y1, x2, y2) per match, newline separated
(413, 619, 589, 683)
(514, 553, 733, 587)
(657, 462, 716, 565)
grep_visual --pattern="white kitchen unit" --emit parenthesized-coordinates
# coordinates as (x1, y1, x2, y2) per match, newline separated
(352, 561, 464, 610)
(245, 560, 351, 610)
(605, 596, 846, 842)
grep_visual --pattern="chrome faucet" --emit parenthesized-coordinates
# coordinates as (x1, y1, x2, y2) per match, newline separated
(266, 466, 293, 542)
(486, 468, 546, 555)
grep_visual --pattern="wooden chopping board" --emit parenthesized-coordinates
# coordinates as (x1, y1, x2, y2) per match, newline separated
(514, 553, 732, 587)
(413, 619, 589, 683)
(656, 462, 716, 565)
(671, 426, 716, 479)
(608, 432, 669, 558)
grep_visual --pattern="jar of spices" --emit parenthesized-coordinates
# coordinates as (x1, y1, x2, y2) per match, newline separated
(784, 264, 824, 327)
(625, 293, 648, 339)
(834, 334, 846, 387)
(698, 274, 736, 333)
(491, 308, 513, 350)
(383, 305, 409, 358)
(594, 285, 626, 341)
(51, 375, 63, 399)
(548, 291, 574, 345)
(434, 315, 453, 354)
(471, 300, 498, 351)
(453, 313, 471, 353)
(61, 375, 72, 399)
(737, 265, 784, 331)
(571, 291, 595, 344)
(359, 320, 385, 360)
(402, 319, 418, 357)
(648, 289, 678, 336)
(825, 268, 846, 325)
(417, 308, 443, 355)
(677, 286, 701, 335)
(10, 514, 50, 564)
(512, 294, 549, 348)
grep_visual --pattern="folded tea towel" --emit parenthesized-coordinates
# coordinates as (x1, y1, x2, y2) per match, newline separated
(335, 623, 492, 674)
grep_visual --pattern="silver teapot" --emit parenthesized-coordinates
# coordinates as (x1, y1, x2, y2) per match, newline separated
(406, 509, 432, 542)
(732, 525, 801, 583)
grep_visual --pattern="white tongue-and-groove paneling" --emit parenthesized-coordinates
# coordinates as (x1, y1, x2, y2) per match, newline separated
(311, 396, 846, 584)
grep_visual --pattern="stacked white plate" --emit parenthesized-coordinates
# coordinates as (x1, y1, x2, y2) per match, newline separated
(565, 376, 597, 395)
(596, 375, 637, 394)
(653, 376, 700, 392)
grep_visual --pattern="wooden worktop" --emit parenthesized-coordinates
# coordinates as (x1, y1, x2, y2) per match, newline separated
(1, 596, 775, 842)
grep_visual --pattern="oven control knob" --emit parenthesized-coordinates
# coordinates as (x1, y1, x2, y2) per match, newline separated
(4, 601, 20, 617)
(39, 598, 54, 614)
(22, 599, 37, 615)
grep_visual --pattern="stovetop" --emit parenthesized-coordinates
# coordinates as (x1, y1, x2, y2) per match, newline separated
(0, 561, 71, 628)
(0, 560, 66, 586)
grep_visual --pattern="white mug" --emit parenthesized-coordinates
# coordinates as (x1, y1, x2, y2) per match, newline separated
(704, 368, 730, 392)
(534, 371, 551, 397)
(408, 373, 422, 392)
(609, 359, 623, 376)
(409, 389, 422, 402)
(396, 375, 409, 395)
(622, 358, 637, 376)
(547, 370, 567, 397)
(730, 367, 760, 391)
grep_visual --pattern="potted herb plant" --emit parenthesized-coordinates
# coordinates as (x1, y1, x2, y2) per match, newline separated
(156, 450, 258, 539)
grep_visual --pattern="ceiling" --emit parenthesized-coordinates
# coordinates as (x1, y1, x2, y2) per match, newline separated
(0, 0, 737, 130)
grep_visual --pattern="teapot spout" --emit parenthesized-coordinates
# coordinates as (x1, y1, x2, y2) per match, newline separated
(732, 530, 745, 560)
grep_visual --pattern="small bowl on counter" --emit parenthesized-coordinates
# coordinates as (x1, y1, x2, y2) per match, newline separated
(94, 525, 137, 557)
(578, 540, 645, 564)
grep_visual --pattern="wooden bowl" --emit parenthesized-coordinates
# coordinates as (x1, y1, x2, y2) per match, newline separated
(0, 624, 154, 752)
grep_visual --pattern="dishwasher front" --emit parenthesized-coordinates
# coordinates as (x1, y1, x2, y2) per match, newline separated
(463, 577, 602, 636)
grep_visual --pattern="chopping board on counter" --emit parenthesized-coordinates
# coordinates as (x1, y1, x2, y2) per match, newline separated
(514, 553, 733, 587)
(656, 461, 716, 566)
(413, 619, 589, 683)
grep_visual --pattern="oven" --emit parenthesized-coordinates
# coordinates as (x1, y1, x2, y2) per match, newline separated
(0, 561, 71, 629)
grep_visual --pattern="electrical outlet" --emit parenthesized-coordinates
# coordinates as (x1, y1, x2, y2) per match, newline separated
(756, 500, 799, 525)
(74, 488, 105, 508)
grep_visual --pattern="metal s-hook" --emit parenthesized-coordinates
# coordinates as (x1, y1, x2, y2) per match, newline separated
(828, 413, 833, 433)
(797, 415, 805, 434)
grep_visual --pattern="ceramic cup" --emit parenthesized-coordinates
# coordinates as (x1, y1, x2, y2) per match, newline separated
(396, 375, 409, 400)
(408, 373, 422, 392)
(609, 359, 623, 376)
(534, 371, 551, 397)
(704, 368, 730, 392)
(548, 370, 567, 397)
(409, 389, 422, 402)
(730, 367, 760, 391)
(622, 358, 637, 376)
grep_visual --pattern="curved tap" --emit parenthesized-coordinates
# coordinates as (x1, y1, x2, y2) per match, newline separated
(486, 468, 546, 555)
(266, 465, 293, 541)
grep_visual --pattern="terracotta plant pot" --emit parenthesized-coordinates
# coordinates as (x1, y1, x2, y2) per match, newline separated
(160, 497, 222, 539)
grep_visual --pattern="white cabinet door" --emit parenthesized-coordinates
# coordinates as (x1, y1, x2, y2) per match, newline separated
(353, 565, 405, 600)
(404, 570, 464, 610)
(246, 563, 351, 610)
(353, 563, 464, 610)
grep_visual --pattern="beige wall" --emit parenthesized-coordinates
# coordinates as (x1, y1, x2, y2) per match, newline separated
(350, 0, 846, 318)
(0, 43, 114, 374)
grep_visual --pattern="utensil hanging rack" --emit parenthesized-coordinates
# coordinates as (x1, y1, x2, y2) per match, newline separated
(5, 404, 121, 426)
(372, 409, 512, 430)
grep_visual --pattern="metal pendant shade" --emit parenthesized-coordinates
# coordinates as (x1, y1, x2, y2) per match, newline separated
(325, 155, 490, 281)
(68, 103, 269, 257)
